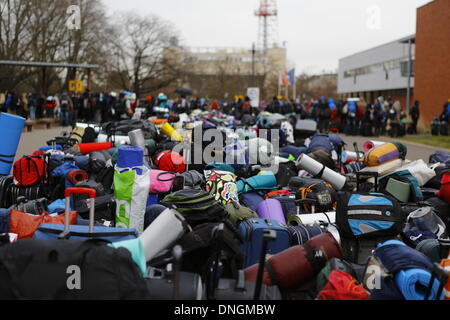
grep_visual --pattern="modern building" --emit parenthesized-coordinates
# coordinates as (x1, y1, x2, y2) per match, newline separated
(337, 35, 415, 108)
(337, 0, 450, 129)
(164, 45, 287, 98)
(414, 0, 450, 128)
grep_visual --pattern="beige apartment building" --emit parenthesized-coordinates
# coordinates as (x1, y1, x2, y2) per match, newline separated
(164, 44, 287, 99)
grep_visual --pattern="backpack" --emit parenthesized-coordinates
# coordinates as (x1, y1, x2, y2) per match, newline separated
(224, 201, 258, 227)
(160, 189, 228, 228)
(336, 192, 403, 239)
(60, 99, 69, 111)
(296, 180, 337, 213)
(336, 192, 403, 264)
(0, 239, 150, 299)
(13, 152, 48, 187)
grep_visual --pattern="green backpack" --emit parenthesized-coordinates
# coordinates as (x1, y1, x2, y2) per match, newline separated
(161, 189, 228, 227)
(224, 201, 258, 227)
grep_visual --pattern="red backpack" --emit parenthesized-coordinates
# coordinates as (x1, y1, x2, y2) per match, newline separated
(13, 151, 48, 187)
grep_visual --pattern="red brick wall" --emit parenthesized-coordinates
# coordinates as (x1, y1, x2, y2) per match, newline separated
(415, 0, 450, 128)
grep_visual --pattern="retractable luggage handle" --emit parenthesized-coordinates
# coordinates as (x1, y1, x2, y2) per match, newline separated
(356, 171, 379, 192)
(254, 229, 277, 300)
(59, 187, 96, 240)
(172, 245, 183, 300)
(295, 199, 317, 214)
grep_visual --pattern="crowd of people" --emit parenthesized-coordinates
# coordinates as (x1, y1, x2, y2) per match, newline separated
(1, 89, 449, 138)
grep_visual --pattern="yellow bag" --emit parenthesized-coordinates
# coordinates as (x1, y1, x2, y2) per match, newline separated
(364, 142, 400, 167)
(70, 126, 85, 144)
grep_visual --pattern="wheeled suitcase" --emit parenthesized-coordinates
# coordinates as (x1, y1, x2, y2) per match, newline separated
(34, 188, 138, 242)
(265, 192, 298, 220)
(146, 245, 204, 300)
(0, 176, 13, 207)
(287, 225, 326, 246)
(256, 199, 287, 225)
(238, 218, 291, 268)
(4, 183, 46, 208)
(210, 225, 282, 300)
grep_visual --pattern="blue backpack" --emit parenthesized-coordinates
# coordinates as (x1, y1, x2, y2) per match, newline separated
(307, 134, 334, 154)
(336, 192, 403, 239)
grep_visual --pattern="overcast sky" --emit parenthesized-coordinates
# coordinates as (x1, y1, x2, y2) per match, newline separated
(104, 0, 431, 75)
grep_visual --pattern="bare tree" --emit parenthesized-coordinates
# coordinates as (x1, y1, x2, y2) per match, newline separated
(110, 12, 183, 98)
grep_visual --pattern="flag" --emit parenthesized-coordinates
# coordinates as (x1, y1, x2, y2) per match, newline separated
(280, 71, 289, 86)
(287, 69, 296, 85)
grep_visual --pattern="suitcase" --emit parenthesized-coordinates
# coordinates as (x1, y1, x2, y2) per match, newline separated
(210, 225, 282, 300)
(0, 176, 13, 208)
(265, 192, 298, 220)
(238, 218, 291, 268)
(33, 187, 138, 242)
(287, 225, 326, 246)
(256, 199, 287, 225)
(146, 245, 204, 300)
(4, 183, 46, 208)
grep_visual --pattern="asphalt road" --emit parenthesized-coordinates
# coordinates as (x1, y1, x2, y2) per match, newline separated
(14, 127, 446, 164)
(15, 127, 71, 161)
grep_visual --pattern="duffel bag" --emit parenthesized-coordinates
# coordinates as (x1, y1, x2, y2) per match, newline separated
(0, 239, 150, 299)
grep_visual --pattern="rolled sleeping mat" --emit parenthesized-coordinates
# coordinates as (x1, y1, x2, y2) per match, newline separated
(297, 154, 347, 190)
(396, 268, 444, 300)
(256, 199, 287, 225)
(236, 172, 278, 194)
(244, 232, 343, 290)
(288, 212, 336, 226)
(128, 129, 146, 151)
(364, 142, 400, 167)
(341, 151, 365, 164)
(129, 129, 149, 165)
(97, 133, 130, 145)
(76, 142, 114, 155)
(117, 146, 144, 169)
(160, 122, 183, 142)
(66, 170, 89, 186)
(363, 140, 386, 153)
(0, 113, 25, 175)
(139, 208, 190, 262)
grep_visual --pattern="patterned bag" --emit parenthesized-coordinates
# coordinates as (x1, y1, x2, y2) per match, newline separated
(204, 170, 239, 205)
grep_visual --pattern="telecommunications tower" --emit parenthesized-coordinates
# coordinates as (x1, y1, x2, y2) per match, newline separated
(255, 0, 279, 54)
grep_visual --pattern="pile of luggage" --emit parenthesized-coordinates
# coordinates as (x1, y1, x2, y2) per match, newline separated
(0, 110, 449, 300)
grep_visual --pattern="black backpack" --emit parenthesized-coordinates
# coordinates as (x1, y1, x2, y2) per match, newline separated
(0, 239, 150, 300)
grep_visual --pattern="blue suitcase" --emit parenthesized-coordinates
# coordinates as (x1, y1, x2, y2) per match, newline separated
(33, 187, 138, 243)
(238, 218, 291, 268)
(33, 224, 138, 242)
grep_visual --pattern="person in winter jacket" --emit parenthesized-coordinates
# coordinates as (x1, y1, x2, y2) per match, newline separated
(409, 100, 420, 134)
(317, 97, 331, 133)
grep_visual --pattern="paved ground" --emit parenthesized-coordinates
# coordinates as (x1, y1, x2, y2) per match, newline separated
(15, 127, 446, 164)
(15, 127, 71, 161)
